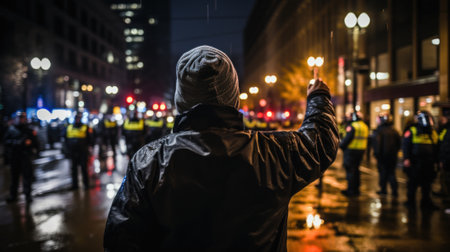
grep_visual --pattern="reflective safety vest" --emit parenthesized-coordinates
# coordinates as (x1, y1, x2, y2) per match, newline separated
(256, 120, 268, 129)
(440, 128, 448, 142)
(166, 121, 174, 129)
(244, 118, 257, 129)
(104, 120, 117, 128)
(145, 119, 163, 128)
(124, 119, 144, 131)
(348, 121, 369, 150)
(67, 125, 88, 139)
(410, 126, 438, 145)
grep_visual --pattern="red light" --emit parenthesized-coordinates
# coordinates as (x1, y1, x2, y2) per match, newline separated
(259, 99, 267, 107)
(126, 96, 134, 104)
(257, 112, 264, 118)
(283, 111, 290, 118)
(266, 111, 273, 118)
(160, 103, 166, 111)
(243, 105, 248, 112)
(152, 103, 159, 110)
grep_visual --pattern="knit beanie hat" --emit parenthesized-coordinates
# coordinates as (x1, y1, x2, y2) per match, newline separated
(175, 45, 240, 113)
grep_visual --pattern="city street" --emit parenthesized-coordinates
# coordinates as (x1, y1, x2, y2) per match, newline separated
(1, 143, 449, 251)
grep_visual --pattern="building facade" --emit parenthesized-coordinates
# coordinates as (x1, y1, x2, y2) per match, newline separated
(244, 0, 449, 132)
(0, 0, 126, 117)
(108, 0, 171, 106)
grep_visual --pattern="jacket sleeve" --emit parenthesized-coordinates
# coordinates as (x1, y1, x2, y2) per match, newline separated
(104, 156, 158, 251)
(339, 125, 355, 150)
(402, 129, 412, 160)
(289, 91, 339, 194)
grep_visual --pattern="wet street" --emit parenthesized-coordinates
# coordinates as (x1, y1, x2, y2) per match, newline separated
(1, 143, 450, 251)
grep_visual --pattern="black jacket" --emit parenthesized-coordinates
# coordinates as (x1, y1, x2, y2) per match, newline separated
(372, 123, 401, 160)
(103, 92, 338, 252)
(439, 122, 450, 167)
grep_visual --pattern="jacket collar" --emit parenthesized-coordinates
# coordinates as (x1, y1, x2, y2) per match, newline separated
(173, 104, 244, 132)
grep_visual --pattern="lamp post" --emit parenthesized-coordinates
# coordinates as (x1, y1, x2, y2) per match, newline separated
(307, 56, 324, 82)
(26, 57, 51, 110)
(344, 12, 370, 112)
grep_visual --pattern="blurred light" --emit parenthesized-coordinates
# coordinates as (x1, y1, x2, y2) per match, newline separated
(381, 104, 390, 110)
(307, 56, 316, 67)
(36, 108, 52, 121)
(41, 58, 51, 70)
(355, 105, 361, 111)
(345, 79, 352, 86)
(249, 86, 259, 94)
(239, 93, 248, 100)
(357, 12, 370, 28)
(297, 113, 304, 120)
(259, 99, 267, 107)
(124, 18, 131, 24)
(432, 38, 440, 45)
(81, 85, 87, 91)
(105, 86, 112, 94)
(257, 112, 264, 118)
(126, 56, 133, 63)
(167, 116, 174, 123)
(152, 103, 159, 110)
(87, 84, 93, 92)
(344, 12, 357, 28)
(370, 72, 376, 80)
(156, 111, 162, 118)
(92, 118, 99, 125)
(264, 75, 277, 84)
(249, 111, 255, 117)
(111, 86, 118, 94)
(420, 101, 427, 107)
(309, 79, 315, 85)
(137, 62, 144, 68)
(266, 111, 273, 118)
(306, 214, 324, 229)
(315, 57, 324, 67)
(148, 18, 156, 25)
(160, 103, 166, 110)
(107, 52, 114, 63)
(404, 110, 411, 117)
(78, 101, 84, 107)
(283, 111, 290, 118)
(30, 57, 41, 69)
(426, 97, 432, 103)
(128, 104, 135, 111)
(146, 110, 154, 117)
(52, 109, 69, 120)
(126, 96, 134, 104)
(65, 99, 72, 107)
(125, 49, 132, 55)
(114, 114, 123, 121)
(398, 98, 405, 103)
(376, 72, 389, 80)
(124, 11, 134, 17)
(375, 107, 380, 112)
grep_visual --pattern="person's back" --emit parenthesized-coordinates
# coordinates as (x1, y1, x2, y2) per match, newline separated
(104, 45, 338, 251)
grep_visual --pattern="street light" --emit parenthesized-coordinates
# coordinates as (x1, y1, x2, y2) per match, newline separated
(239, 93, 248, 100)
(344, 11, 370, 112)
(264, 75, 277, 85)
(26, 57, 51, 110)
(249, 86, 259, 95)
(307, 56, 324, 79)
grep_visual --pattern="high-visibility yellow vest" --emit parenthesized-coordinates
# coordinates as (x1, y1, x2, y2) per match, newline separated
(124, 119, 144, 131)
(67, 125, 88, 139)
(348, 121, 369, 150)
(104, 120, 117, 128)
(256, 120, 267, 129)
(145, 119, 164, 128)
(244, 118, 257, 129)
(166, 121, 174, 129)
(440, 128, 448, 142)
(410, 126, 438, 145)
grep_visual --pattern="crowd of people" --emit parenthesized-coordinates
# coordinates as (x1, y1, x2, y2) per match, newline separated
(338, 109, 450, 210)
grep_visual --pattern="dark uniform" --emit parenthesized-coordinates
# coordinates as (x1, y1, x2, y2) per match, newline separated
(65, 115, 92, 189)
(144, 116, 164, 143)
(339, 114, 369, 196)
(99, 116, 119, 159)
(123, 114, 146, 158)
(402, 111, 438, 209)
(3, 113, 39, 202)
(372, 114, 401, 196)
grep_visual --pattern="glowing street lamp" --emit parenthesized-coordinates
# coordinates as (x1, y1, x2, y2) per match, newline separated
(264, 75, 277, 85)
(249, 86, 259, 95)
(307, 56, 324, 79)
(239, 93, 248, 100)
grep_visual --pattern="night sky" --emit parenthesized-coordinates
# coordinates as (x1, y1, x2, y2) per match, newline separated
(170, 0, 256, 78)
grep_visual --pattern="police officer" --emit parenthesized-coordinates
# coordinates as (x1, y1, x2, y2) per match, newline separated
(372, 113, 401, 196)
(3, 112, 39, 203)
(402, 110, 439, 209)
(437, 108, 450, 197)
(123, 110, 146, 158)
(99, 114, 119, 160)
(65, 113, 92, 190)
(144, 115, 164, 143)
(339, 112, 369, 196)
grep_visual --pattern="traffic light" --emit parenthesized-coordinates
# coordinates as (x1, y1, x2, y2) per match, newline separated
(152, 103, 159, 110)
(160, 103, 166, 111)
(283, 111, 290, 118)
(126, 96, 134, 104)
(266, 111, 273, 118)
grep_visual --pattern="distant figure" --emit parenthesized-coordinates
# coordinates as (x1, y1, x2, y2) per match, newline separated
(99, 114, 119, 160)
(3, 112, 39, 203)
(402, 111, 439, 209)
(122, 110, 146, 158)
(372, 113, 401, 196)
(339, 112, 369, 197)
(438, 108, 450, 197)
(65, 113, 93, 190)
(104, 45, 338, 251)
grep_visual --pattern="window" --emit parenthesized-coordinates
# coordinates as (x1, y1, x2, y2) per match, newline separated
(396, 45, 412, 81)
(421, 37, 438, 72)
